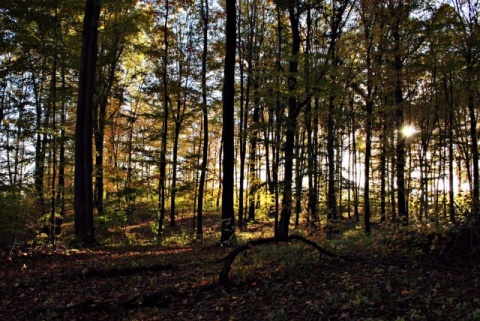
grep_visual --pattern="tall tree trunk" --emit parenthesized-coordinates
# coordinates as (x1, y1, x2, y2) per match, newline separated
(304, 7, 317, 226)
(49, 41, 58, 244)
(197, 0, 209, 239)
(170, 120, 179, 228)
(364, 97, 373, 234)
(380, 121, 387, 222)
(158, 0, 170, 242)
(327, 95, 337, 220)
(391, 1, 407, 226)
(248, 80, 260, 222)
(295, 130, 305, 227)
(277, 4, 300, 240)
(466, 62, 479, 216)
(32, 69, 47, 220)
(74, 0, 100, 245)
(444, 73, 455, 222)
(237, 0, 246, 229)
(273, 5, 283, 235)
(220, 0, 237, 244)
(56, 64, 67, 234)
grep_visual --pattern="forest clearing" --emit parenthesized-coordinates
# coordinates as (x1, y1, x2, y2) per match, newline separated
(1, 213, 480, 321)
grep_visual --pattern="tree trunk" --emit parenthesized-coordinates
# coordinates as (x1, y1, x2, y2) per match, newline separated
(220, 0, 236, 245)
(158, 0, 170, 242)
(327, 95, 337, 220)
(197, 0, 209, 239)
(170, 114, 182, 227)
(248, 80, 260, 222)
(277, 4, 300, 240)
(391, 1, 407, 226)
(74, 0, 100, 245)
(237, 0, 246, 229)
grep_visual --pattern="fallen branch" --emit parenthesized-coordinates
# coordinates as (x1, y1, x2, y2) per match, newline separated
(218, 234, 339, 286)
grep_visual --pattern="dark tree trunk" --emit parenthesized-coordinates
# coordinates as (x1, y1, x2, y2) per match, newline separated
(170, 112, 182, 227)
(364, 97, 372, 234)
(304, 7, 317, 226)
(277, 4, 300, 240)
(467, 62, 479, 216)
(380, 121, 387, 222)
(273, 5, 283, 236)
(74, 0, 100, 245)
(444, 73, 456, 223)
(158, 0, 170, 242)
(248, 80, 260, 222)
(56, 65, 67, 233)
(49, 41, 58, 244)
(326, 95, 337, 220)
(197, 0, 209, 239)
(33, 70, 47, 220)
(220, 0, 236, 245)
(237, 0, 246, 229)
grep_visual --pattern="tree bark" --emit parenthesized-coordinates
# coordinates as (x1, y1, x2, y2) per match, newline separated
(220, 0, 237, 245)
(158, 0, 170, 242)
(74, 0, 100, 245)
(197, 0, 209, 239)
(277, 3, 300, 240)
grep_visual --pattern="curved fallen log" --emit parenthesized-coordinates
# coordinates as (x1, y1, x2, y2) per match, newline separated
(218, 234, 338, 286)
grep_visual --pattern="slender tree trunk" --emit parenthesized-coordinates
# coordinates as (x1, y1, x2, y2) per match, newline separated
(364, 96, 373, 234)
(327, 95, 337, 220)
(197, 0, 209, 239)
(304, 7, 317, 226)
(467, 63, 479, 216)
(158, 0, 170, 242)
(273, 5, 283, 235)
(33, 69, 47, 220)
(170, 114, 182, 227)
(237, 0, 246, 229)
(248, 80, 260, 222)
(49, 41, 58, 244)
(56, 64, 67, 233)
(295, 130, 305, 228)
(220, 0, 237, 244)
(277, 4, 300, 239)
(444, 73, 455, 222)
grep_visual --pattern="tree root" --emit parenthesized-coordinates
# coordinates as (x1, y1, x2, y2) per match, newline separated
(218, 234, 339, 286)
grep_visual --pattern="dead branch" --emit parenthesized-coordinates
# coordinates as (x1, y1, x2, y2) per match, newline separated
(218, 234, 339, 286)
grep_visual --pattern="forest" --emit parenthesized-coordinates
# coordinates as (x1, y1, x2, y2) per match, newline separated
(1, 0, 480, 320)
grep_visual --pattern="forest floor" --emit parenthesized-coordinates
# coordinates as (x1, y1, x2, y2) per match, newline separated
(1, 214, 480, 321)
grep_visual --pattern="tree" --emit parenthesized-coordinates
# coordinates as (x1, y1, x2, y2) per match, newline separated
(452, 0, 480, 216)
(74, 0, 101, 244)
(197, 0, 210, 239)
(220, 0, 237, 245)
(157, 0, 170, 242)
(277, 0, 301, 239)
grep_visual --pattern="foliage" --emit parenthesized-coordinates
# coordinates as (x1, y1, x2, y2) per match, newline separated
(0, 188, 37, 247)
